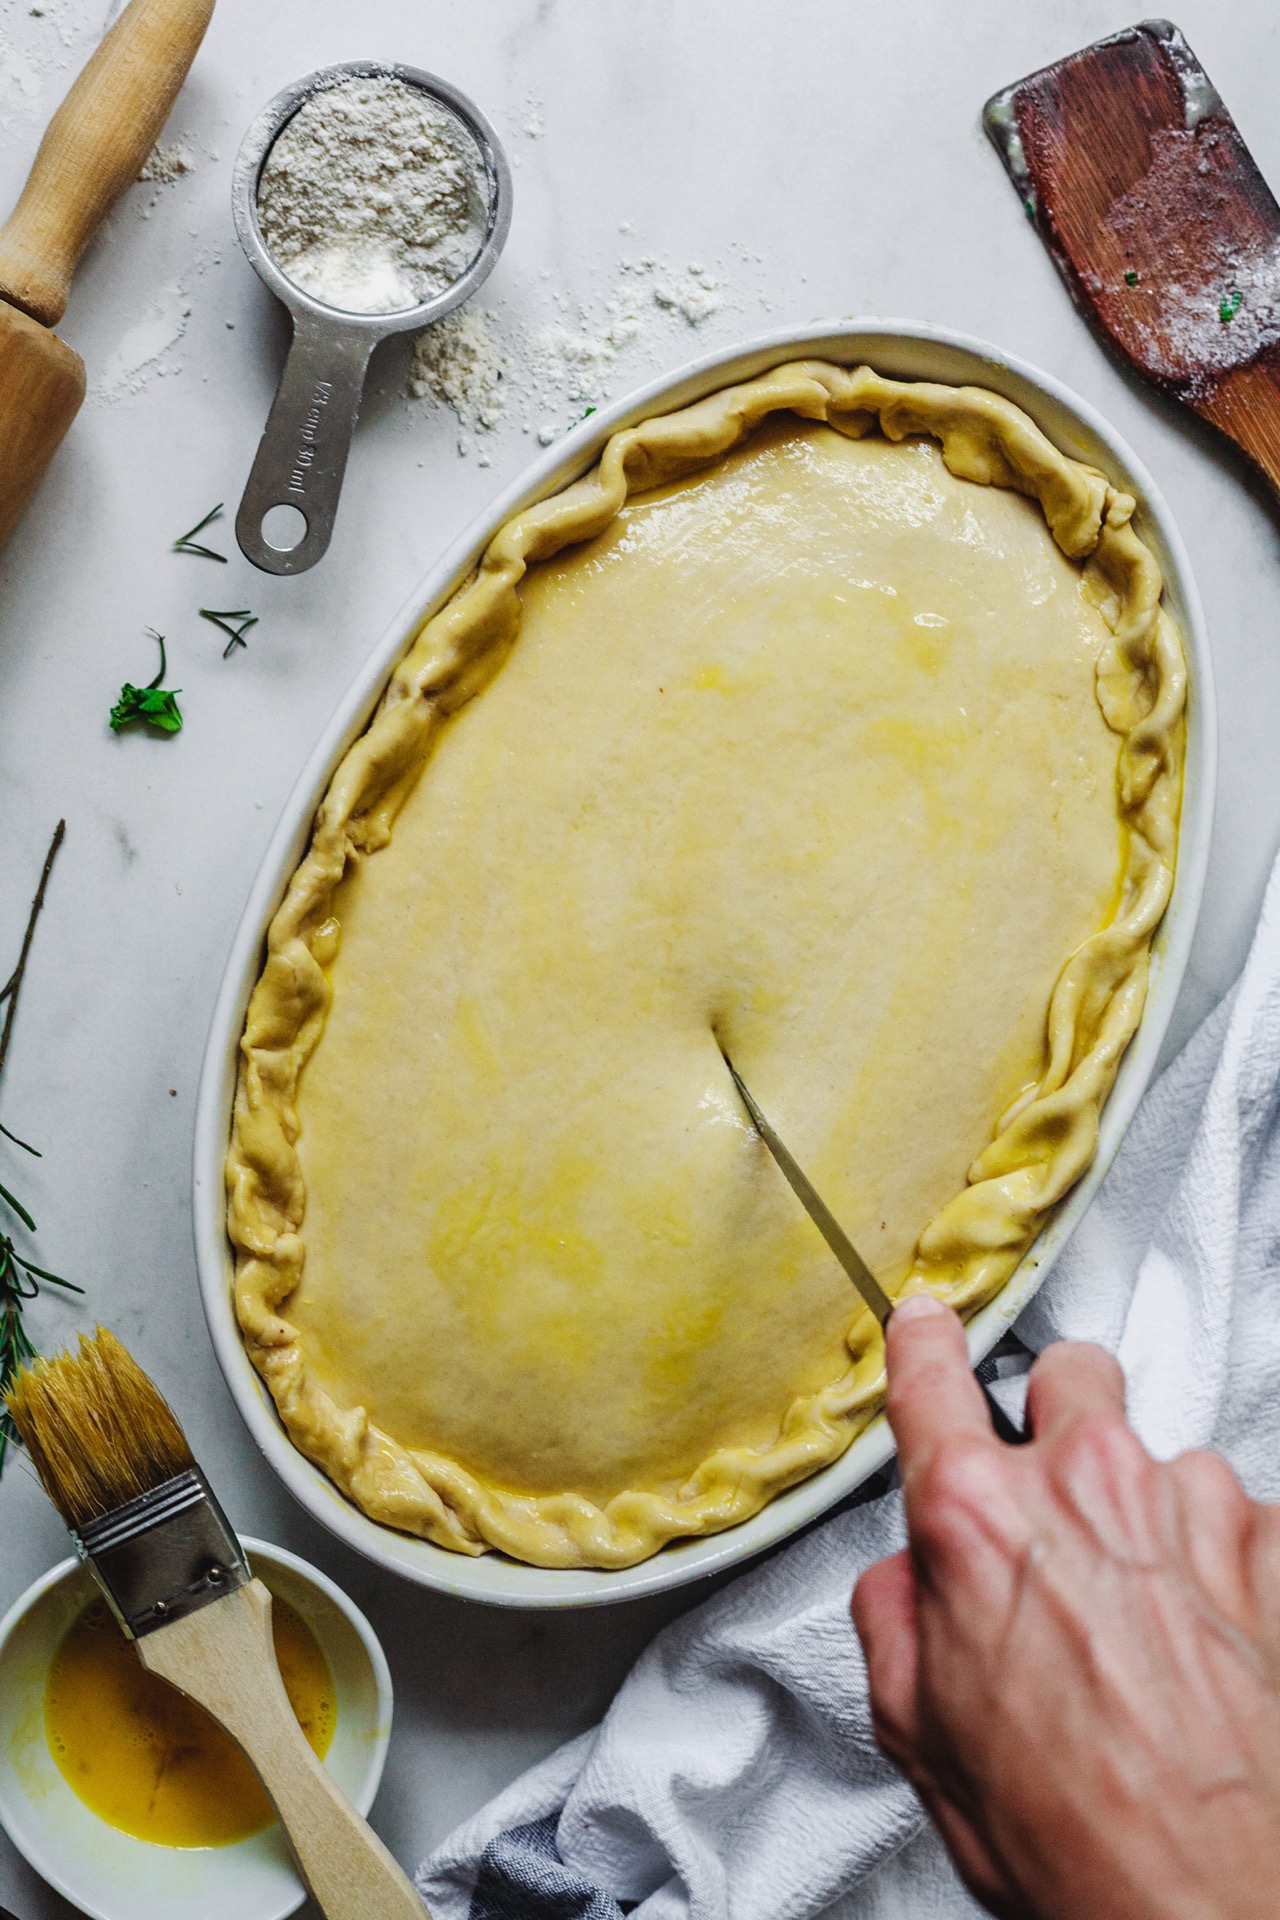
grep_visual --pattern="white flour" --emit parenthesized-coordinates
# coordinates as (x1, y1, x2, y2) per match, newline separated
(257, 76, 489, 315)
(94, 282, 192, 401)
(409, 251, 744, 452)
(138, 140, 194, 185)
(0, 0, 82, 112)
(653, 264, 721, 325)
(409, 309, 507, 434)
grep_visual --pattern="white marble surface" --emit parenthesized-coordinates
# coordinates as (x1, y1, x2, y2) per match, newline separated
(2, 3, 1279, 1915)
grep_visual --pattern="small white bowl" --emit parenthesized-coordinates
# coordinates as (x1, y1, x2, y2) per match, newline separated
(0, 1538, 392, 1920)
(194, 320, 1216, 1609)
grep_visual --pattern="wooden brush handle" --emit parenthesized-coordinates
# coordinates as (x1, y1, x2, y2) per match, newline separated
(137, 1578, 425, 1920)
(0, 0, 214, 327)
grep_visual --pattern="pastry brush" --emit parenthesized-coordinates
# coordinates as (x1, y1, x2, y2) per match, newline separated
(6, 1327, 425, 1920)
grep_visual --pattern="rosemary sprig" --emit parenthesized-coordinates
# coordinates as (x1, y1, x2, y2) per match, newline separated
(1, 1244, 83, 1474)
(200, 606, 259, 658)
(0, 821, 82, 1474)
(173, 502, 227, 561)
(110, 629, 183, 735)
(0, 821, 64, 1085)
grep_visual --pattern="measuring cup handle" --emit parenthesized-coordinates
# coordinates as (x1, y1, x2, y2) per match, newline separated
(236, 314, 374, 575)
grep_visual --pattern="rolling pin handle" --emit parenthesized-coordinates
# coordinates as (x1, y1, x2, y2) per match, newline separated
(0, 0, 215, 327)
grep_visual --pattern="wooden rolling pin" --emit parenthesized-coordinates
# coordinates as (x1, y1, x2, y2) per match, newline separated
(0, 0, 215, 550)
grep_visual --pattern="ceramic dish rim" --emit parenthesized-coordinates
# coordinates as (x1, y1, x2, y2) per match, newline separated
(193, 318, 1216, 1609)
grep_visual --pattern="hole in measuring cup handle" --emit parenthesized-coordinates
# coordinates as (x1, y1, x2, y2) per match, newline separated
(262, 503, 308, 551)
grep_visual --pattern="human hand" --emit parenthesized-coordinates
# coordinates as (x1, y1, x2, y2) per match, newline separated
(851, 1294, 1280, 1920)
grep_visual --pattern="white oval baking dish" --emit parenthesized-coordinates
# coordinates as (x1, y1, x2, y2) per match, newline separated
(194, 321, 1215, 1609)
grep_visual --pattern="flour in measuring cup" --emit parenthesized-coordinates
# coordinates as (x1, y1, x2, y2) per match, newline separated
(256, 76, 489, 315)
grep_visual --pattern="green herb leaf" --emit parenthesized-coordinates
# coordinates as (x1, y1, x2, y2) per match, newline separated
(14, 1258, 81, 1291)
(173, 502, 228, 561)
(1124, 269, 1139, 286)
(110, 685, 185, 733)
(110, 630, 183, 734)
(0, 1181, 36, 1232)
(1220, 287, 1244, 323)
(0, 1284, 37, 1473)
(199, 606, 259, 659)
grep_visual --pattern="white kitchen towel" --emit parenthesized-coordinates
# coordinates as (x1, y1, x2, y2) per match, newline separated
(417, 844, 1280, 1920)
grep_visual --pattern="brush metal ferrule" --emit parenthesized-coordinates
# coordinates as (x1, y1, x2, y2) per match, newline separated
(70, 1467, 250, 1638)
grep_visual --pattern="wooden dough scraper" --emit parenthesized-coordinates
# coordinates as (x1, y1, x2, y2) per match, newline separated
(984, 18, 1280, 502)
(0, 0, 214, 552)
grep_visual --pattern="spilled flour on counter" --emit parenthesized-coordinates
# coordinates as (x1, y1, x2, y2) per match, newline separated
(409, 253, 740, 455)
(654, 264, 722, 325)
(139, 140, 195, 185)
(409, 310, 508, 432)
(95, 283, 192, 400)
(135, 137, 196, 219)
(0, 0, 85, 112)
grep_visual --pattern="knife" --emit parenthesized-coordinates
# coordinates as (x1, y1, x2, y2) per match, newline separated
(720, 1049, 1028, 1446)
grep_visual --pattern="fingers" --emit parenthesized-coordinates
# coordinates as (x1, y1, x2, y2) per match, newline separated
(854, 1549, 1023, 1920)
(1024, 1341, 1126, 1441)
(852, 1550, 921, 1762)
(923, 1796, 1025, 1920)
(885, 1295, 992, 1486)
(1246, 1503, 1280, 1666)
(1167, 1447, 1255, 1618)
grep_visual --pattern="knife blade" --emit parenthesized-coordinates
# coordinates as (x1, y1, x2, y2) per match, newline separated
(719, 1048, 1028, 1445)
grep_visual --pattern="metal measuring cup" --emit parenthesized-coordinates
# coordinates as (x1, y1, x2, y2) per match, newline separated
(231, 60, 513, 576)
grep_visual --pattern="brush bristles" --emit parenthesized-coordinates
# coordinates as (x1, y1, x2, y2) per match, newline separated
(4, 1327, 194, 1530)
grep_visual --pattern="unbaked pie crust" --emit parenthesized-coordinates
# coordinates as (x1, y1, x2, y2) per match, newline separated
(227, 362, 1185, 1568)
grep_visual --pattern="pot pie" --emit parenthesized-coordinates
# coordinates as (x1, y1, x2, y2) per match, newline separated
(227, 362, 1185, 1569)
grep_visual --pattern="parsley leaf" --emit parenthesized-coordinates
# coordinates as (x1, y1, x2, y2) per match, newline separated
(110, 630, 183, 735)
(109, 684, 184, 734)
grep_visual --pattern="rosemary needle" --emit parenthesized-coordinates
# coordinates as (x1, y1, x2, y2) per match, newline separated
(200, 606, 259, 658)
(173, 502, 228, 561)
